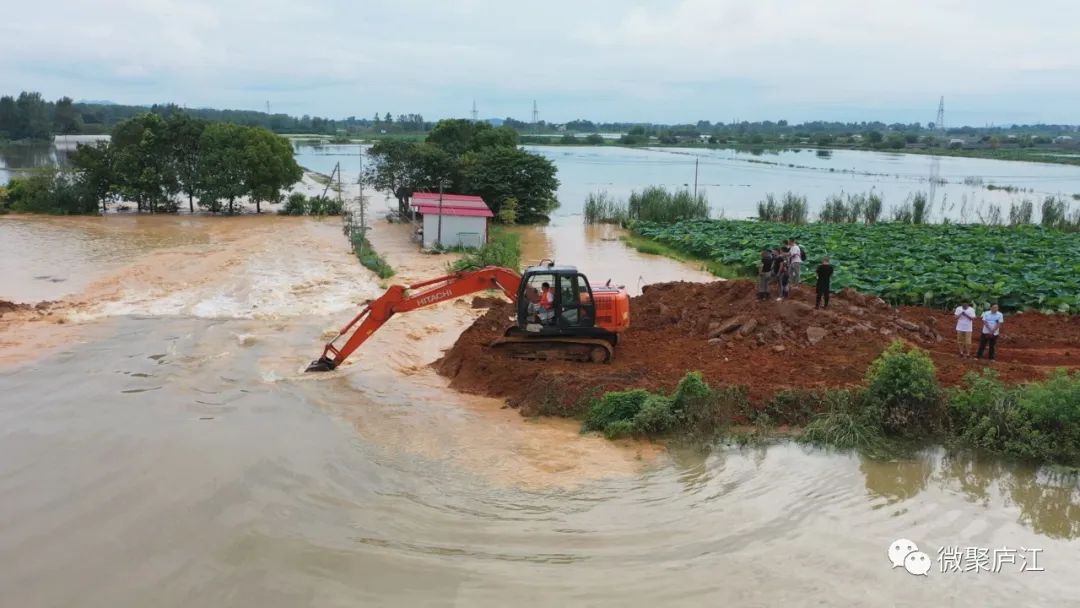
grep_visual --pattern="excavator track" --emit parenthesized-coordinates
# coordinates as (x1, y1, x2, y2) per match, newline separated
(489, 335, 614, 363)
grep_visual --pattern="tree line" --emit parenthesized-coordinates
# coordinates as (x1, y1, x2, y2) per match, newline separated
(365, 119, 559, 224)
(0, 90, 431, 141)
(0, 112, 301, 215)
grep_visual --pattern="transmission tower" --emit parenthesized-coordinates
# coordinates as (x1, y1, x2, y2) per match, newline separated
(471, 100, 478, 122)
(532, 100, 539, 126)
(928, 96, 945, 210)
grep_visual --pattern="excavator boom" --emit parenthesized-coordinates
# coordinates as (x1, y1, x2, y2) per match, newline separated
(306, 266, 521, 372)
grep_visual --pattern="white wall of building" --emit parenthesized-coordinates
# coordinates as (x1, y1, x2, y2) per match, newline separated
(421, 214, 487, 249)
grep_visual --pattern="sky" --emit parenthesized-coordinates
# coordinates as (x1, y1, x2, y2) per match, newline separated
(2, 0, 1079, 126)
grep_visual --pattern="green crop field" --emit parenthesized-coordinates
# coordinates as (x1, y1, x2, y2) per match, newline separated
(632, 219, 1080, 312)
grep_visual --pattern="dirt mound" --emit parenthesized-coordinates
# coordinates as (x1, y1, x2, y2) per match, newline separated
(435, 280, 1079, 416)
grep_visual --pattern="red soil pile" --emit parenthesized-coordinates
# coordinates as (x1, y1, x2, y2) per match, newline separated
(437, 280, 1078, 416)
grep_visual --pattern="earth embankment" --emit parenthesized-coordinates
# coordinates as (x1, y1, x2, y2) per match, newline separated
(437, 280, 1078, 415)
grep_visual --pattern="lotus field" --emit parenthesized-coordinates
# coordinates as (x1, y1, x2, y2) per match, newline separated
(631, 220, 1080, 312)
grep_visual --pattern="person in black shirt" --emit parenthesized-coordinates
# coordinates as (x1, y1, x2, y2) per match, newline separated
(758, 249, 774, 300)
(815, 256, 834, 308)
(771, 247, 786, 300)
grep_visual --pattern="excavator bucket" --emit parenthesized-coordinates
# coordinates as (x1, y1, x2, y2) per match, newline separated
(305, 357, 336, 373)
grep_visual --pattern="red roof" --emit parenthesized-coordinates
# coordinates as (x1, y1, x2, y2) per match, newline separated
(410, 192, 493, 218)
(413, 204, 493, 218)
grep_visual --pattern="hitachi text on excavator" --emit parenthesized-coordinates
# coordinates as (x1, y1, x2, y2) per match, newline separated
(306, 261, 630, 372)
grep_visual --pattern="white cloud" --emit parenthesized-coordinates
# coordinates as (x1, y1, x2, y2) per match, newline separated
(1, 0, 1078, 124)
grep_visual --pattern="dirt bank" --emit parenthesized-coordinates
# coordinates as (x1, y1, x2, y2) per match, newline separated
(437, 280, 1079, 415)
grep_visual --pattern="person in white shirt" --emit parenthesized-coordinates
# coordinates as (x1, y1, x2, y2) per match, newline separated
(977, 303, 1005, 361)
(787, 239, 803, 285)
(953, 301, 976, 358)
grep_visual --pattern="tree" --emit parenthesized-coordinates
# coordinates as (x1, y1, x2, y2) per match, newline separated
(69, 141, 116, 213)
(166, 113, 208, 213)
(585, 133, 604, 145)
(14, 92, 52, 140)
(241, 127, 303, 213)
(384, 112, 392, 124)
(0, 96, 15, 139)
(110, 113, 180, 212)
(364, 140, 457, 216)
(426, 119, 518, 156)
(460, 147, 559, 222)
(53, 96, 81, 134)
(196, 123, 249, 214)
(865, 130, 884, 144)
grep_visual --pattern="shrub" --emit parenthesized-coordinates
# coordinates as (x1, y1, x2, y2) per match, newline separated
(670, 372, 745, 436)
(4, 169, 99, 215)
(604, 420, 637, 440)
(865, 340, 941, 434)
(762, 389, 826, 426)
(582, 389, 650, 432)
(865, 193, 883, 223)
(497, 196, 518, 224)
(583, 191, 627, 225)
(1041, 195, 1066, 228)
(911, 192, 929, 224)
(308, 195, 343, 216)
(779, 192, 808, 224)
(1009, 200, 1034, 225)
(280, 192, 309, 215)
(800, 389, 885, 451)
(582, 372, 745, 440)
(348, 227, 394, 278)
(757, 194, 780, 222)
(626, 186, 709, 223)
(948, 369, 1080, 464)
(450, 229, 521, 272)
(632, 395, 677, 435)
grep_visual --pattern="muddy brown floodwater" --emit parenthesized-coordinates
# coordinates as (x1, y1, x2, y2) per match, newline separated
(1, 213, 1078, 607)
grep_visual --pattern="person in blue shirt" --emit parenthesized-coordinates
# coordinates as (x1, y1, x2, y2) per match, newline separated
(977, 303, 1004, 361)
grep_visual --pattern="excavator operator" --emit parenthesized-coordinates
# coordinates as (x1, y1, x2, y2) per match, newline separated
(539, 282, 556, 324)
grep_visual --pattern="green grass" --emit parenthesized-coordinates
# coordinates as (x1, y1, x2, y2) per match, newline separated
(619, 233, 744, 279)
(346, 227, 394, 278)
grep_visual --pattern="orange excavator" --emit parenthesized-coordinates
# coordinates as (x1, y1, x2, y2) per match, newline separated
(306, 261, 631, 372)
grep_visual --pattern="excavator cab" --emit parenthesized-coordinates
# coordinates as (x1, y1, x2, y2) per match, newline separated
(517, 264, 597, 330)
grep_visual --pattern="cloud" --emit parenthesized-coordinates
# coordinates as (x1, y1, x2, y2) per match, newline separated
(2, 0, 1078, 124)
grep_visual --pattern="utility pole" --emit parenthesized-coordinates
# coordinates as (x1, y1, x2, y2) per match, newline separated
(693, 158, 699, 198)
(358, 145, 365, 256)
(437, 181, 444, 249)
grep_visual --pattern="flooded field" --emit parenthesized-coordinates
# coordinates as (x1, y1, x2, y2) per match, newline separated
(1, 214, 1079, 606)
(289, 142, 1080, 221)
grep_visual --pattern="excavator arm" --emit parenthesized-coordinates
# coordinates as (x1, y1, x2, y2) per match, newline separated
(306, 266, 521, 372)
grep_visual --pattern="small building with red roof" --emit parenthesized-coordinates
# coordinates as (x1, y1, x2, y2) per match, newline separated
(410, 192, 493, 249)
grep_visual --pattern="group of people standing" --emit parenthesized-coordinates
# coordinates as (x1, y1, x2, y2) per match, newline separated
(757, 238, 834, 308)
(954, 302, 1005, 360)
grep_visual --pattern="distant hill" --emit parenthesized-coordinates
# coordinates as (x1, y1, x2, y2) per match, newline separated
(485, 118, 504, 127)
